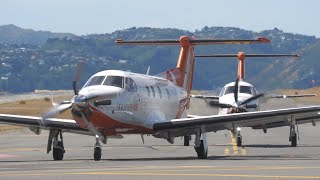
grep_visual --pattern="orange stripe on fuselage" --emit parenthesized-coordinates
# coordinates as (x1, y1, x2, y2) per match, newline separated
(71, 107, 153, 136)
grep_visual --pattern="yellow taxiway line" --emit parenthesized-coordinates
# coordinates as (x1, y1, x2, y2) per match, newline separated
(225, 131, 246, 156)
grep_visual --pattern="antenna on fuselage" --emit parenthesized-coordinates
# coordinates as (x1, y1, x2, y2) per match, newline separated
(195, 53, 299, 80)
(146, 66, 150, 75)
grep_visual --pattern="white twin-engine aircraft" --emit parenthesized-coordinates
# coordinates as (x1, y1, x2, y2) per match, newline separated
(192, 52, 317, 147)
(0, 36, 319, 161)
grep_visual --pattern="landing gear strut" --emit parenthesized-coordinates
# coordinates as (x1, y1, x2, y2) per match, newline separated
(194, 129, 208, 159)
(52, 129, 65, 160)
(289, 125, 297, 147)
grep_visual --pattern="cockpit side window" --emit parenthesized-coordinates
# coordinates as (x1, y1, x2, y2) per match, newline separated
(103, 76, 124, 88)
(125, 78, 137, 92)
(240, 86, 252, 94)
(251, 87, 258, 95)
(83, 76, 105, 87)
(219, 87, 226, 97)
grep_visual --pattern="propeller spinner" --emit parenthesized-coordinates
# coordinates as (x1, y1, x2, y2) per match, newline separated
(42, 60, 106, 143)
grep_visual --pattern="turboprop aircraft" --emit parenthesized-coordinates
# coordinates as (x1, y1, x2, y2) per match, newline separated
(0, 36, 319, 161)
(192, 52, 316, 147)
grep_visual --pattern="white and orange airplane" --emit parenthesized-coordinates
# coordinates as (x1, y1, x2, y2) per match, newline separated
(192, 52, 316, 147)
(0, 36, 319, 161)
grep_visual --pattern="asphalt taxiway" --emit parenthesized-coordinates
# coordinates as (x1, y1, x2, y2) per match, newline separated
(0, 98, 320, 179)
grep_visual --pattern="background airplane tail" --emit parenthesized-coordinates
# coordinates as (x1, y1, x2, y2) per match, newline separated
(116, 36, 270, 109)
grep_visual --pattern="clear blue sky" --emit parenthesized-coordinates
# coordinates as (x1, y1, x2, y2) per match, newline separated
(1, 0, 319, 37)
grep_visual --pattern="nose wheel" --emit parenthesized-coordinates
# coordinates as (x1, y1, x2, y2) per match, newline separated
(237, 135, 242, 147)
(93, 138, 102, 161)
(233, 126, 242, 147)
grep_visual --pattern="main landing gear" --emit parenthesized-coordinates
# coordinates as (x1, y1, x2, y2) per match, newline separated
(184, 135, 191, 146)
(194, 130, 208, 159)
(48, 129, 65, 161)
(289, 125, 297, 147)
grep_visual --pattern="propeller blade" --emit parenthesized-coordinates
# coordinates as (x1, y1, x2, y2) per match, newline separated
(73, 60, 85, 95)
(80, 111, 106, 143)
(208, 101, 233, 108)
(42, 103, 72, 119)
(240, 93, 264, 106)
(234, 78, 239, 103)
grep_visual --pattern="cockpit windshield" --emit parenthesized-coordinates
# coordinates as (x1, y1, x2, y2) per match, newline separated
(224, 86, 235, 95)
(240, 86, 253, 94)
(103, 76, 124, 88)
(224, 85, 253, 95)
(83, 76, 105, 87)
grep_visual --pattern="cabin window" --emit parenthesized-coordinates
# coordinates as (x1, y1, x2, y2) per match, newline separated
(240, 86, 252, 94)
(125, 78, 137, 92)
(146, 86, 150, 97)
(84, 76, 105, 87)
(150, 86, 155, 98)
(157, 86, 162, 98)
(165, 88, 170, 99)
(104, 76, 124, 88)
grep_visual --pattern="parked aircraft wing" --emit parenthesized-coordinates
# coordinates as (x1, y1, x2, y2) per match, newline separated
(153, 106, 320, 138)
(190, 94, 219, 100)
(269, 94, 316, 98)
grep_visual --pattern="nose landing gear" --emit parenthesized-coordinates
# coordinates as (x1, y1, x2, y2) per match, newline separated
(94, 139, 102, 161)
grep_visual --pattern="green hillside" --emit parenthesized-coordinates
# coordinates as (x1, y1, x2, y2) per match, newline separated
(0, 25, 318, 93)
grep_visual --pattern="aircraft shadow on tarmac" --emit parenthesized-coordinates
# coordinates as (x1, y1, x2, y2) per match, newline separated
(243, 144, 320, 148)
(0, 155, 319, 163)
(104, 155, 320, 161)
(243, 144, 292, 148)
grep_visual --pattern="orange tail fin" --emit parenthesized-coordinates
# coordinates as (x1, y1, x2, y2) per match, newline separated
(116, 36, 271, 108)
(237, 52, 246, 80)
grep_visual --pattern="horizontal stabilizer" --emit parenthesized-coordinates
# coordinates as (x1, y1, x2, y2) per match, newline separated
(195, 54, 299, 58)
(115, 37, 271, 46)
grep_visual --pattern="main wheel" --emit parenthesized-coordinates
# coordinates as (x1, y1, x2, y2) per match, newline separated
(291, 133, 297, 147)
(184, 136, 190, 146)
(195, 140, 208, 159)
(94, 147, 102, 161)
(237, 136, 242, 147)
(53, 141, 65, 160)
